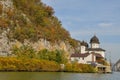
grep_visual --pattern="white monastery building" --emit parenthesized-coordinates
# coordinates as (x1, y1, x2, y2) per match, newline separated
(71, 35, 106, 64)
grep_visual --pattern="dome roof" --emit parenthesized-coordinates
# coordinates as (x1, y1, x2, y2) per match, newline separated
(81, 41, 88, 47)
(90, 35, 100, 44)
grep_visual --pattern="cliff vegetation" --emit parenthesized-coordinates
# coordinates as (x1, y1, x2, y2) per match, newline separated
(0, 0, 96, 73)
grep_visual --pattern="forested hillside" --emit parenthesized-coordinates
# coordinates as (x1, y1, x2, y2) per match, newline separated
(0, 0, 79, 47)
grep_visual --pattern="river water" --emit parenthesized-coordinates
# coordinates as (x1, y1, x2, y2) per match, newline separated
(0, 72, 119, 80)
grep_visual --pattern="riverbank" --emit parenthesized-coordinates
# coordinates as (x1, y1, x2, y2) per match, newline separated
(0, 57, 60, 72)
(0, 57, 96, 73)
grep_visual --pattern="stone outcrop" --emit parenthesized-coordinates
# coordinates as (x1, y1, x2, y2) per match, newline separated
(0, 28, 80, 56)
(0, 28, 11, 56)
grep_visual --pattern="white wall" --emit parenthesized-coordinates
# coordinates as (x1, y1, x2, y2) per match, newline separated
(71, 54, 96, 64)
(81, 46, 86, 53)
(91, 43, 99, 48)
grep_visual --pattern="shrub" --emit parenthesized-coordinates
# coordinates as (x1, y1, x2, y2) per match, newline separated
(0, 57, 60, 72)
(64, 63, 96, 73)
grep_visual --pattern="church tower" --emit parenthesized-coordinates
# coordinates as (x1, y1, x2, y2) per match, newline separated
(81, 41, 88, 53)
(90, 35, 100, 48)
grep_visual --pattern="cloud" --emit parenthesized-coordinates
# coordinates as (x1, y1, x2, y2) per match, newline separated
(98, 23, 113, 27)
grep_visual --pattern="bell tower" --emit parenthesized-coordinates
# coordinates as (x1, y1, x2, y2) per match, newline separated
(90, 35, 100, 48)
(81, 41, 88, 53)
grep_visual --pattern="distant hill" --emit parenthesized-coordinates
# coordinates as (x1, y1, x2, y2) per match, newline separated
(113, 59, 120, 71)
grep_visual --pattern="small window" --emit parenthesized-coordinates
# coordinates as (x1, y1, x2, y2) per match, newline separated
(82, 57, 84, 60)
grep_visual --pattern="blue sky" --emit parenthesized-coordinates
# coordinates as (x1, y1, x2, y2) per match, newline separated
(41, 0, 120, 63)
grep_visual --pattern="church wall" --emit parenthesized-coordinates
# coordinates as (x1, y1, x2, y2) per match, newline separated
(71, 54, 96, 64)
(91, 43, 99, 48)
(84, 54, 92, 63)
(88, 51, 105, 58)
(81, 46, 86, 53)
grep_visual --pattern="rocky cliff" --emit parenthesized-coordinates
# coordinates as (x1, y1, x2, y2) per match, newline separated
(0, 0, 81, 56)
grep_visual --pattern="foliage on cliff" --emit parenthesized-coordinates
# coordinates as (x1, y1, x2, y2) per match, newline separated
(0, 0, 79, 46)
(12, 45, 68, 64)
(11, 0, 71, 42)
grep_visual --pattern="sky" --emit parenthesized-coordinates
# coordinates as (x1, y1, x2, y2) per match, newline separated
(41, 0, 120, 63)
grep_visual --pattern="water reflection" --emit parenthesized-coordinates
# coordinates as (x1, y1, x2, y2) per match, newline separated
(0, 72, 119, 80)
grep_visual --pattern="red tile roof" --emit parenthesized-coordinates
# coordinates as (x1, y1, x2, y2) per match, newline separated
(87, 48, 105, 51)
(71, 53, 90, 57)
(71, 52, 103, 58)
(91, 52, 103, 58)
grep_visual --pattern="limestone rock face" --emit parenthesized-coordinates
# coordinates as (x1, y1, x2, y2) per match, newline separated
(17, 39, 77, 54)
(0, 29, 80, 56)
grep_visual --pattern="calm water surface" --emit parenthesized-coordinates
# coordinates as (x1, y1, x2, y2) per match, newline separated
(0, 72, 120, 80)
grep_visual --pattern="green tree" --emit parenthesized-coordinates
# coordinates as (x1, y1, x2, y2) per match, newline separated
(36, 49, 68, 63)
(12, 45, 36, 59)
